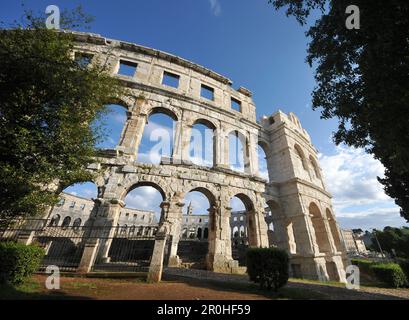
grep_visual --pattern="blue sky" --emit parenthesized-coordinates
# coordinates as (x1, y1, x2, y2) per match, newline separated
(2, 0, 407, 230)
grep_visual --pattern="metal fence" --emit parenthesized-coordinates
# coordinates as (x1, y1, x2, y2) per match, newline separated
(0, 219, 159, 273)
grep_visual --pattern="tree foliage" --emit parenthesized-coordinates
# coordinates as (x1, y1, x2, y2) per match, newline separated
(269, 0, 409, 221)
(374, 227, 409, 258)
(0, 8, 125, 219)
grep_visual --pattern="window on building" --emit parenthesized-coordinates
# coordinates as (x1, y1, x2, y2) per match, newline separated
(75, 52, 93, 68)
(73, 218, 82, 230)
(61, 216, 71, 229)
(231, 97, 241, 112)
(162, 71, 180, 88)
(200, 84, 214, 101)
(134, 214, 137, 220)
(126, 212, 129, 217)
(117, 60, 137, 77)
(239, 216, 244, 221)
(80, 204, 86, 210)
(233, 216, 238, 222)
(57, 198, 65, 206)
(69, 201, 75, 208)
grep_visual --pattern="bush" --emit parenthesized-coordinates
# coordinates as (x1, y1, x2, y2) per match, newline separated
(351, 258, 375, 274)
(0, 241, 45, 285)
(397, 258, 409, 281)
(370, 263, 408, 288)
(246, 247, 289, 291)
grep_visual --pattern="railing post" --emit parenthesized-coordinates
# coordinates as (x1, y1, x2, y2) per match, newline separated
(77, 238, 100, 273)
(147, 233, 167, 283)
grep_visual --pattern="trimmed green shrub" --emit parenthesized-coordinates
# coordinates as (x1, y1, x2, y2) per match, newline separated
(370, 263, 408, 288)
(0, 241, 45, 285)
(351, 258, 375, 274)
(246, 247, 289, 291)
(397, 258, 409, 281)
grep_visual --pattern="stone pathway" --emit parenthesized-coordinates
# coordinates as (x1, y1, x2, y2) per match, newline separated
(163, 267, 409, 300)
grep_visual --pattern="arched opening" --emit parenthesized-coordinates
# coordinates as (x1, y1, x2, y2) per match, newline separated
(124, 182, 164, 224)
(178, 189, 214, 268)
(49, 214, 60, 227)
(61, 216, 71, 229)
(93, 104, 128, 149)
(230, 194, 255, 266)
(294, 144, 308, 172)
(309, 155, 321, 180)
(137, 109, 177, 164)
(94, 182, 164, 269)
(326, 209, 343, 252)
(228, 131, 249, 173)
(189, 120, 215, 167)
(203, 227, 209, 239)
(72, 218, 82, 230)
(257, 143, 269, 181)
(309, 203, 331, 254)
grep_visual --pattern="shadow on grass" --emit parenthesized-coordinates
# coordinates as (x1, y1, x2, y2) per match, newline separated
(0, 278, 94, 300)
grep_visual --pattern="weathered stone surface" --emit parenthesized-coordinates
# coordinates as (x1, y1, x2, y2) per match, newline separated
(61, 33, 347, 282)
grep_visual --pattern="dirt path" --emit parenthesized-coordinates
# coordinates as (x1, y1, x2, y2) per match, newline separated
(2, 271, 408, 300)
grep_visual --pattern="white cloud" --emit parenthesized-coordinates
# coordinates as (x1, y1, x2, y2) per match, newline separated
(208, 0, 221, 16)
(319, 145, 389, 209)
(319, 145, 407, 230)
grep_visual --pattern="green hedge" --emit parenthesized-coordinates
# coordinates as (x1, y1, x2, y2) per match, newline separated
(397, 258, 409, 281)
(246, 247, 289, 291)
(351, 258, 374, 274)
(351, 258, 408, 288)
(0, 241, 45, 285)
(370, 263, 408, 288)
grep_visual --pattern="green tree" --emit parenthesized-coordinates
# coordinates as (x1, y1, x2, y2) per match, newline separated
(268, 0, 409, 221)
(375, 227, 409, 258)
(0, 7, 125, 219)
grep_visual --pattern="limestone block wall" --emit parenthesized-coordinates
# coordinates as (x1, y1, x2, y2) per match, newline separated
(64, 32, 346, 281)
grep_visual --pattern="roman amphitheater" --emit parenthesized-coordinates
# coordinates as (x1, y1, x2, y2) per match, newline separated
(3, 32, 348, 283)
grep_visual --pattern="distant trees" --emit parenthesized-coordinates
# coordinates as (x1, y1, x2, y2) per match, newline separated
(372, 227, 409, 258)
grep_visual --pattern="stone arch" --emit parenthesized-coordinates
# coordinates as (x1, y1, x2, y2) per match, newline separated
(197, 227, 202, 239)
(294, 144, 308, 171)
(182, 180, 219, 206)
(109, 96, 134, 111)
(189, 119, 216, 166)
(227, 129, 250, 173)
(309, 202, 331, 254)
(121, 180, 167, 202)
(148, 106, 178, 121)
(309, 155, 321, 179)
(230, 193, 257, 255)
(257, 141, 270, 181)
(192, 118, 217, 130)
(49, 214, 60, 227)
(73, 218, 82, 229)
(233, 193, 255, 212)
(326, 208, 343, 252)
(61, 216, 71, 229)
(232, 226, 239, 238)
